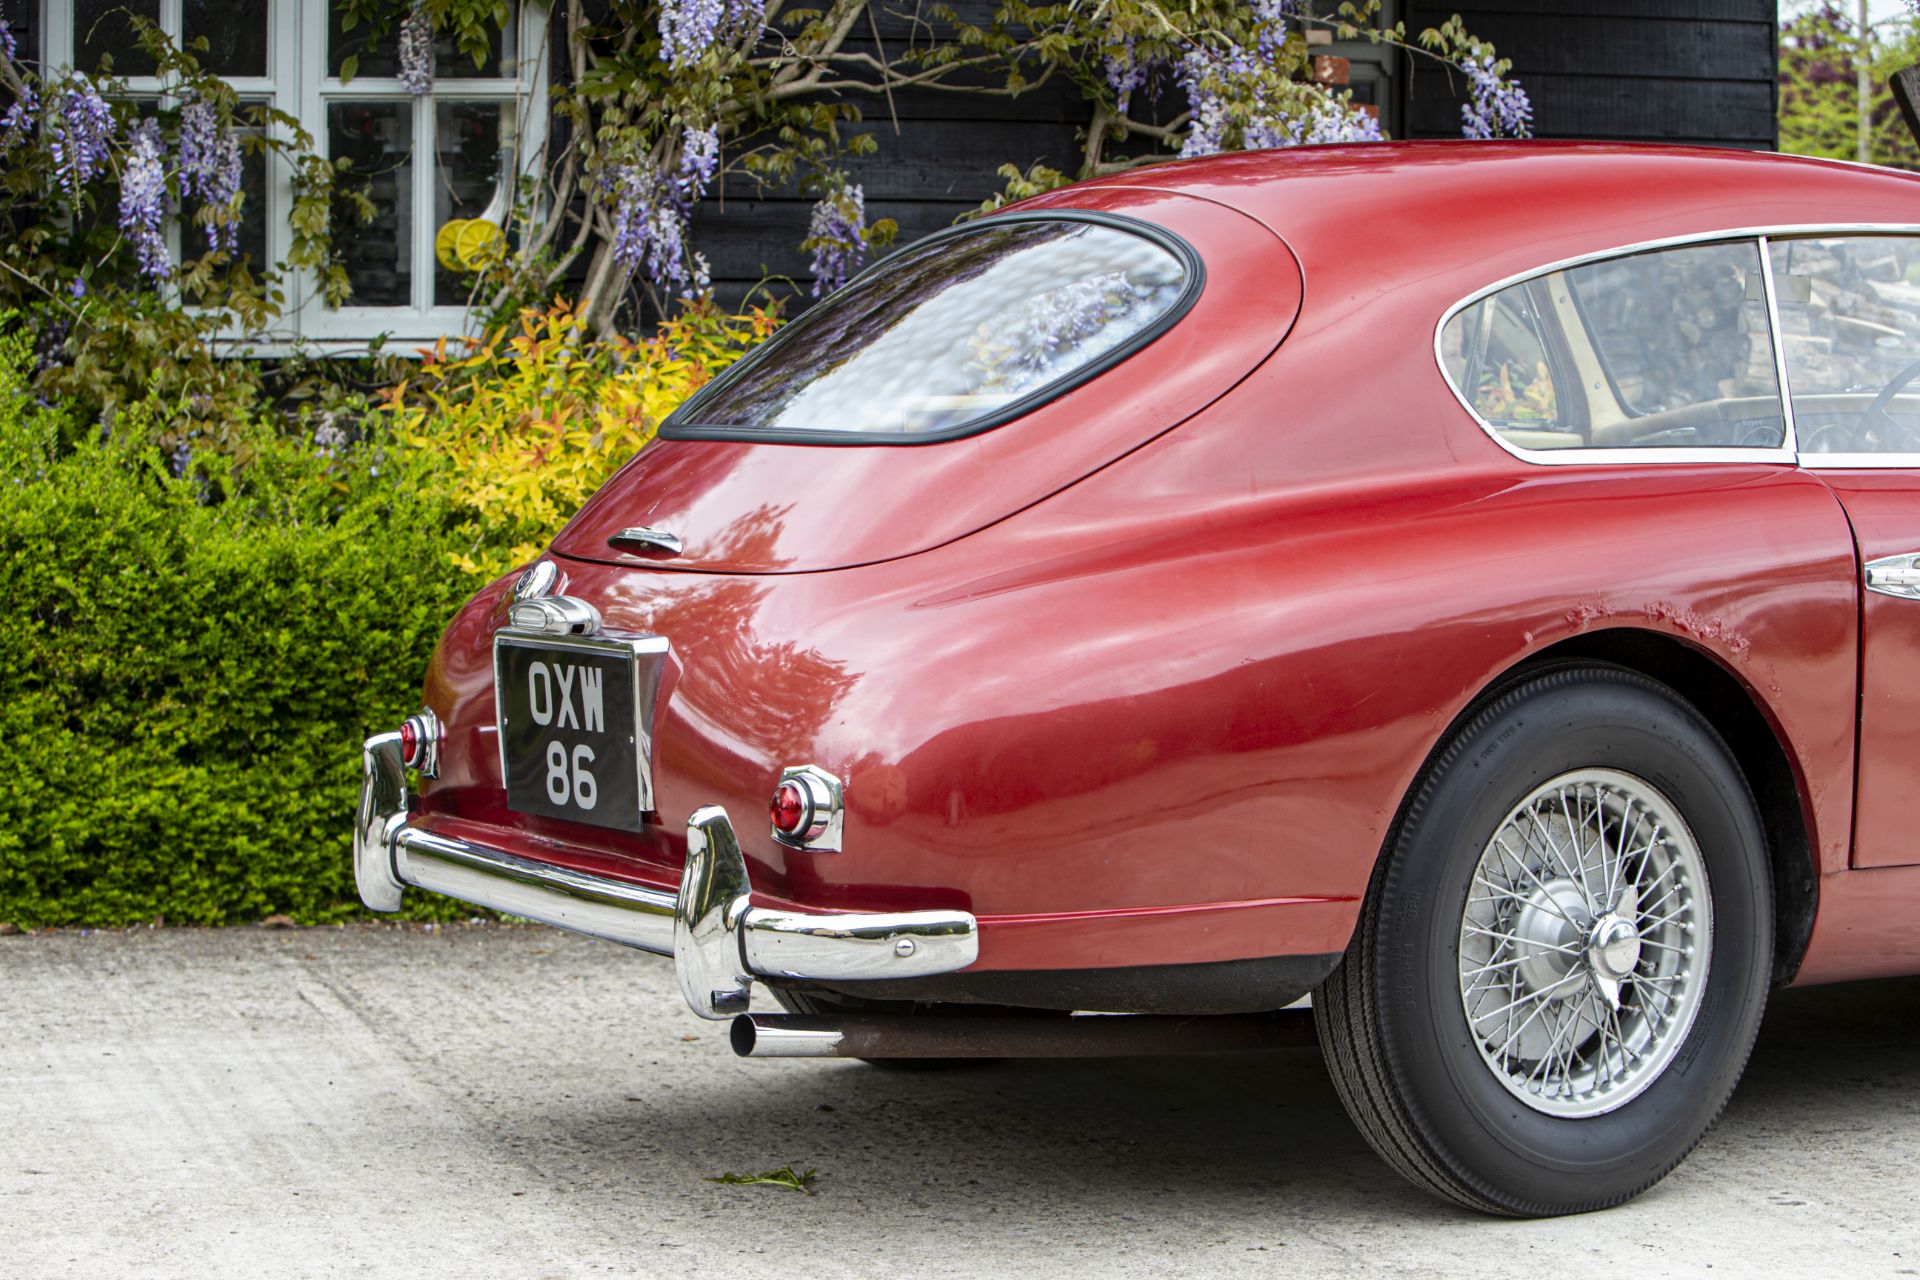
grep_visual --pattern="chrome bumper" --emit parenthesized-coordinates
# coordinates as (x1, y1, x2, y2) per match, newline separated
(352, 731, 979, 1019)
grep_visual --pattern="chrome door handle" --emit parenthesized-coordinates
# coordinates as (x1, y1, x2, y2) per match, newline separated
(1865, 553, 1920, 599)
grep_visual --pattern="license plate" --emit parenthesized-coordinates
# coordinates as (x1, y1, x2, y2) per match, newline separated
(493, 632, 668, 833)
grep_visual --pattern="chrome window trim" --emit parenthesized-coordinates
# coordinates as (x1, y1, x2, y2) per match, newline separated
(1433, 222, 1920, 468)
(1798, 454, 1920, 469)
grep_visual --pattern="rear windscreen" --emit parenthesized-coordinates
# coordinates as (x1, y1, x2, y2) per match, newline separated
(667, 216, 1197, 442)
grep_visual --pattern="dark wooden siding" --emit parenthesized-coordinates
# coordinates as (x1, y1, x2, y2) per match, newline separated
(1400, 1, 1778, 149)
(689, 4, 1086, 311)
(2, 0, 39, 69)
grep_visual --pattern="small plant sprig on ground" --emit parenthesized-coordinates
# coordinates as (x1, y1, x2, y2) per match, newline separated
(705, 1166, 819, 1194)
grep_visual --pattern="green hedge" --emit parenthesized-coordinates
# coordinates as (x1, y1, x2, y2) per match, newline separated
(0, 332, 484, 926)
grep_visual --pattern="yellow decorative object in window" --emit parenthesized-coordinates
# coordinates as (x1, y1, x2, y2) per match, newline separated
(1473, 360, 1557, 422)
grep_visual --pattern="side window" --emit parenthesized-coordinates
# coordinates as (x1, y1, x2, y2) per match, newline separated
(1442, 239, 1786, 454)
(1770, 236, 1920, 455)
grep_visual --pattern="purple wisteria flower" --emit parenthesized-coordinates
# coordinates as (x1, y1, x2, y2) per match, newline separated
(176, 97, 245, 249)
(1251, 0, 1301, 60)
(659, 0, 764, 69)
(398, 5, 434, 96)
(0, 82, 34, 151)
(203, 130, 244, 250)
(312, 421, 348, 458)
(177, 97, 218, 187)
(1248, 96, 1383, 148)
(678, 125, 719, 195)
(1105, 38, 1146, 113)
(607, 128, 727, 291)
(1460, 55, 1532, 140)
(1178, 41, 1383, 158)
(49, 74, 114, 197)
(607, 160, 690, 289)
(806, 182, 866, 297)
(1175, 48, 1240, 157)
(36, 315, 73, 376)
(119, 117, 172, 280)
(1, 17, 16, 62)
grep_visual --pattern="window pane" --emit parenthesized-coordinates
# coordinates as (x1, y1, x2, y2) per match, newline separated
(76, 0, 158, 76)
(183, 0, 268, 77)
(684, 221, 1193, 437)
(433, 101, 506, 306)
(1771, 237, 1920, 454)
(1443, 240, 1784, 452)
(329, 1, 510, 79)
(329, 101, 413, 306)
(1565, 242, 1779, 429)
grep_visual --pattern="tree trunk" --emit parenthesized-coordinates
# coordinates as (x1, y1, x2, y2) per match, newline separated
(1860, 0, 1874, 165)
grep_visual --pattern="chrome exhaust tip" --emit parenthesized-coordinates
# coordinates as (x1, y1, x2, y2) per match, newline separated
(730, 1013, 847, 1058)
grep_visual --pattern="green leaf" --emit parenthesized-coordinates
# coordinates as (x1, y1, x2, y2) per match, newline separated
(339, 54, 359, 84)
(705, 1166, 819, 1195)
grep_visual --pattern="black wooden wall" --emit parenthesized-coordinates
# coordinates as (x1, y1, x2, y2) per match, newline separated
(689, 3, 1087, 312)
(2, 0, 39, 69)
(1400, 1, 1778, 150)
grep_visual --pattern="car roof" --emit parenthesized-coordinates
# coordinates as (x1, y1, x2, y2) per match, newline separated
(1059, 141, 1920, 288)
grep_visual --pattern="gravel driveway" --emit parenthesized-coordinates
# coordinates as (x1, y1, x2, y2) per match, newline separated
(4, 925, 1917, 1278)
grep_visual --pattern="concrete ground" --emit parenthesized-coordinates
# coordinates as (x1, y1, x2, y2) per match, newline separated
(3, 926, 1918, 1279)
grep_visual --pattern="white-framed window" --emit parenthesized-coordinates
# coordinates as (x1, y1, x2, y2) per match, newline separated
(38, 0, 546, 349)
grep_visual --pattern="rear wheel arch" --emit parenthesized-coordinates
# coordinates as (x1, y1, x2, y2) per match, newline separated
(1380, 628, 1817, 986)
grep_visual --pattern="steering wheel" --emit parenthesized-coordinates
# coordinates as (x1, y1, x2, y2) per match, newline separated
(1857, 356, 1920, 451)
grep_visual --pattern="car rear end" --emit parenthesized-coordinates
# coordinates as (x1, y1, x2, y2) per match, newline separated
(352, 183, 1304, 1023)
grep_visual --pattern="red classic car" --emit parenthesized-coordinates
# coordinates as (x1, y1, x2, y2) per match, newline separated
(356, 140, 1920, 1215)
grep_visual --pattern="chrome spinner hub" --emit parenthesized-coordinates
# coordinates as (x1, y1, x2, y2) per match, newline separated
(1589, 916, 1642, 976)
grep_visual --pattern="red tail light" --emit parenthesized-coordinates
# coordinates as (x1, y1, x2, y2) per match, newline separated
(771, 782, 807, 834)
(398, 709, 442, 777)
(769, 765, 844, 852)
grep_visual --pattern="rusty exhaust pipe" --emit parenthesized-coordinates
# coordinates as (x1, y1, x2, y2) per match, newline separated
(729, 1010, 1316, 1059)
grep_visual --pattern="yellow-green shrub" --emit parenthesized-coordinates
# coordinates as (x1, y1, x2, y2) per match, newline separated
(382, 296, 781, 576)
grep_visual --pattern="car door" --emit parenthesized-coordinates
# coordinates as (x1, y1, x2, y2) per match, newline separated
(1774, 233, 1920, 868)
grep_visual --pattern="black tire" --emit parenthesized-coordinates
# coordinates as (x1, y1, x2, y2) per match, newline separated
(1314, 667, 1773, 1216)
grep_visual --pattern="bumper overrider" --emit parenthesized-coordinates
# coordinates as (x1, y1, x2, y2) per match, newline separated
(353, 730, 980, 1020)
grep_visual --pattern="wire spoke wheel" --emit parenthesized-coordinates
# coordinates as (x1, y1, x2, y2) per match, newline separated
(1315, 669, 1772, 1215)
(1458, 768, 1713, 1118)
